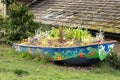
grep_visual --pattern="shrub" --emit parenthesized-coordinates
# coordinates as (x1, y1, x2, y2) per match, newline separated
(3, 3, 39, 42)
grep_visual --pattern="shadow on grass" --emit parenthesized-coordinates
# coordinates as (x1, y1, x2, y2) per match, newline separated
(13, 68, 29, 77)
(93, 62, 120, 77)
(54, 55, 120, 77)
(0, 67, 29, 77)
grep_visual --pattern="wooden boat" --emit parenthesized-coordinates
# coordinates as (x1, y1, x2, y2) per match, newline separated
(13, 40, 116, 65)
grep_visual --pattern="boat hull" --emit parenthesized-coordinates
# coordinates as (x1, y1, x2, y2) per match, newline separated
(13, 41, 116, 65)
(55, 58, 100, 66)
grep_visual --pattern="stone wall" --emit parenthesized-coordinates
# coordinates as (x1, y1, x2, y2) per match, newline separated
(0, 0, 6, 16)
(29, 0, 120, 34)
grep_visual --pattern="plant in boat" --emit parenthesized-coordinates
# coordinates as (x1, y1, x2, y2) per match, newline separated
(19, 26, 103, 47)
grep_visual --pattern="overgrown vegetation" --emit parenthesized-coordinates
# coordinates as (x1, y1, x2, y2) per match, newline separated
(94, 51, 120, 70)
(104, 52, 120, 69)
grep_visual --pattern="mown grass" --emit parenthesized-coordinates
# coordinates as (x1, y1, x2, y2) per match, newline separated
(0, 45, 120, 80)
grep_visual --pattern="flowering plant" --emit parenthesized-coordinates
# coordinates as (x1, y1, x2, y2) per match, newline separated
(20, 27, 104, 47)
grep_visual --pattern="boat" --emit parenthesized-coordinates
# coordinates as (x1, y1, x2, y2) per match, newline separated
(13, 40, 116, 65)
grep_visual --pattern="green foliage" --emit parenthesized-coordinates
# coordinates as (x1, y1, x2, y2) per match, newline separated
(3, 3, 39, 42)
(49, 27, 91, 41)
(34, 22, 51, 32)
(64, 28, 82, 40)
(50, 27, 59, 38)
(19, 52, 31, 59)
(0, 17, 7, 43)
(104, 52, 120, 69)
(0, 17, 3, 31)
(96, 52, 120, 69)
(2, 0, 16, 5)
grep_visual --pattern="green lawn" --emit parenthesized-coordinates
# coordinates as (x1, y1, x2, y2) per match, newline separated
(0, 45, 120, 80)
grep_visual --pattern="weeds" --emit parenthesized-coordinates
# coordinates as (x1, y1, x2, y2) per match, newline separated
(95, 51, 120, 70)
(105, 52, 120, 69)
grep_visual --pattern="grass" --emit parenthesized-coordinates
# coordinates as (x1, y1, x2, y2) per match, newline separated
(0, 45, 120, 80)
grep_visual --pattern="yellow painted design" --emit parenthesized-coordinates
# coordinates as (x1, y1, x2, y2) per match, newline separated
(57, 56, 62, 61)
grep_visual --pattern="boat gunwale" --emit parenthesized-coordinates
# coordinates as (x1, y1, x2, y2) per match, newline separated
(13, 40, 117, 49)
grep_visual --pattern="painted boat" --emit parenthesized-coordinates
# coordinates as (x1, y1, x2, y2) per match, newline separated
(13, 41, 116, 65)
